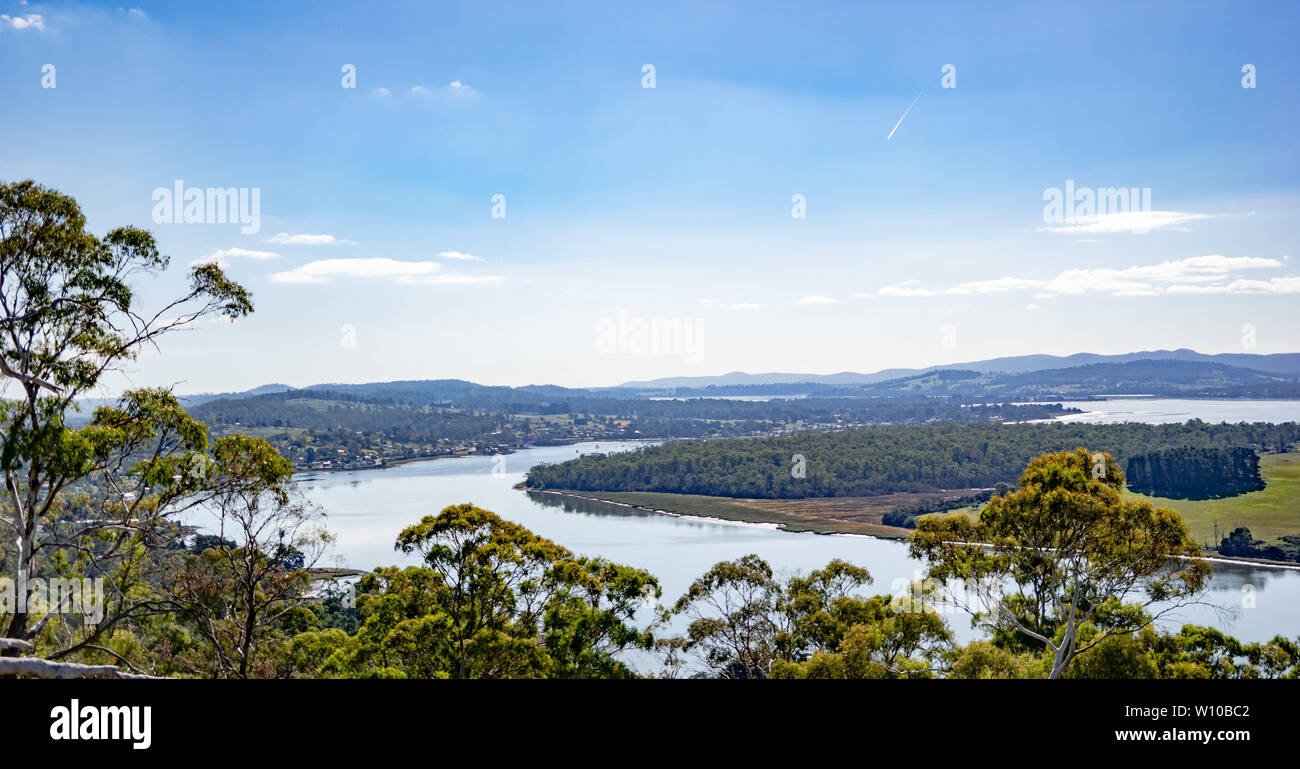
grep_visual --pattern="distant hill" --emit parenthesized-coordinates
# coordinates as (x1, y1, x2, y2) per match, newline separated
(617, 349, 1300, 388)
(855, 360, 1290, 398)
(177, 383, 297, 407)
(645, 360, 1299, 400)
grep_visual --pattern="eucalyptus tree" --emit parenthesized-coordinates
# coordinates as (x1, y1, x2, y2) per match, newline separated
(0, 179, 252, 648)
(666, 555, 951, 679)
(910, 448, 1211, 679)
(162, 435, 331, 678)
(308, 504, 659, 679)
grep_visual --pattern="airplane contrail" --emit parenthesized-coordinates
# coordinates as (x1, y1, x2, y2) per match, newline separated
(887, 91, 922, 140)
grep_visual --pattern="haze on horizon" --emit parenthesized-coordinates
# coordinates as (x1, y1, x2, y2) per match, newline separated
(2, 0, 1297, 394)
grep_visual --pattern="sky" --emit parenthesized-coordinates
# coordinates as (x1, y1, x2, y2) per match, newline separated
(1, 0, 1297, 394)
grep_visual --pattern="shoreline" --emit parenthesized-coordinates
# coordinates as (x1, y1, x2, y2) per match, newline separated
(522, 489, 1300, 569)
(524, 488, 911, 540)
(292, 438, 663, 479)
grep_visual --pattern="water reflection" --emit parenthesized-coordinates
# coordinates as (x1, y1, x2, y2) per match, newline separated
(526, 490, 659, 520)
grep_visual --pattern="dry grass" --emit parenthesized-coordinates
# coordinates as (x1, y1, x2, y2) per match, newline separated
(558, 489, 986, 538)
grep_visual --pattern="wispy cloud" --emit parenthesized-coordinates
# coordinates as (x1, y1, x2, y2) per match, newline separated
(727, 303, 764, 311)
(265, 233, 354, 245)
(209, 247, 280, 260)
(409, 82, 474, 98)
(1166, 277, 1300, 295)
(437, 250, 484, 261)
(878, 285, 935, 297)
(796, 295, 837, 305)
(1038, 210, 1221, 235)
(269, 257, 502, 285)
(876, 255, 1294, 298)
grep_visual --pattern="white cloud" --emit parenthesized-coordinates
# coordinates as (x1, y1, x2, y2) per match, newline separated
(265, 233, 354, 245)
(878, 285, 935, 297)
(410, 85, 432, 96)
(126, 8, 147, 19)
(448, 80, 472, 92)
(876, 255, 1292, 299)
(1, 13, 44, 30)
(374, 87, 391, 96)
(1038, 210, 1220, 235)
(1166, 277, 1300, 295)
(942, 277, 1043, 295)
(436, 250, 484, 261)
(796, 295, 836, 305)
(854, 293, 874, 299)
(269, 258, 502, 285)
(209, 247, 280, 261)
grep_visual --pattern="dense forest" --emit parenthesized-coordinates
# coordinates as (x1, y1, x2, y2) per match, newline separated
(1126, 447, 1265, 499)
(524, 421, 1300, 499)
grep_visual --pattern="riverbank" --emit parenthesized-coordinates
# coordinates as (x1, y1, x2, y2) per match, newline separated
(294, 439, 664, 478)
(527, 488, 976, 539)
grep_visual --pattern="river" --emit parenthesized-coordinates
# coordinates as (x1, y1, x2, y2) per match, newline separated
(296, 403, 1300, 653)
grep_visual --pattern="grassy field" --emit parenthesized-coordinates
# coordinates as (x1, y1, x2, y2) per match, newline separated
(557, 489, 985, 539)
(1126, 452, 1300, 547)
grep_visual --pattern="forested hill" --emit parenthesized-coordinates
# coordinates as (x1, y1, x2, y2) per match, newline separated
(645, 360, 1300, 400)
(523, 421, 1300, 499)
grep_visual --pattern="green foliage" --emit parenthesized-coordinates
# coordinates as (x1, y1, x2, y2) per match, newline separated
(911, 448, 1211, 678)
(0, 179, 252, 645)
(159, 435, 327, 678)
(308, 504, 658, 679)
(666, 555, 952, 679)
(1217, 526, 1290, 561)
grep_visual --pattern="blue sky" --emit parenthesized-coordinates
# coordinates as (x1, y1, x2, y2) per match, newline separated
(1, 0, 1297, 393)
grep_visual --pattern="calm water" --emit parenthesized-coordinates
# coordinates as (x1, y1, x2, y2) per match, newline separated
(297, 435, 1300, 650)
(1052, 398, 1300, 424)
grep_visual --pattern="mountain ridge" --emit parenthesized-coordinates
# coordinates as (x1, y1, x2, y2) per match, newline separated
(615, 349, 1300, 389)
